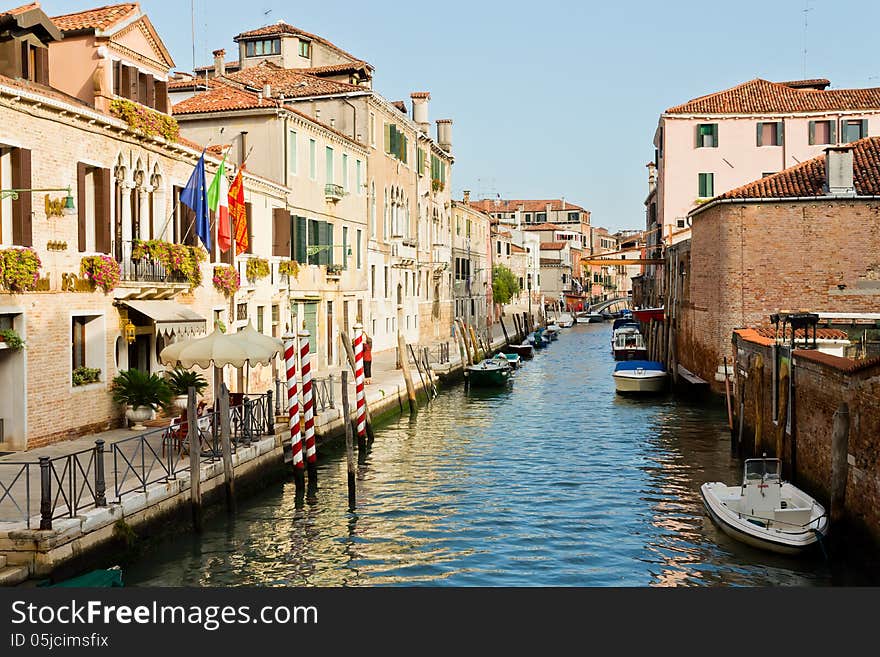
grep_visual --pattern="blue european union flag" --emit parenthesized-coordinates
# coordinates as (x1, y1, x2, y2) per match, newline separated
(180, 152, 211, 252)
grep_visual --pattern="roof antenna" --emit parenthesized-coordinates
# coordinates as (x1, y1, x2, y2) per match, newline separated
(801, 1, 813, 80)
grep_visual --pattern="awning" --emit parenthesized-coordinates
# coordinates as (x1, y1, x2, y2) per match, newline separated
(120, 300, 207, 338)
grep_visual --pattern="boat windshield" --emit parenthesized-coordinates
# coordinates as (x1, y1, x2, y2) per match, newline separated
(744, 459, 781, 483)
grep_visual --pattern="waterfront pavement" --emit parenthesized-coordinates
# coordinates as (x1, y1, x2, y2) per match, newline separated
(0, 309, 531, 529)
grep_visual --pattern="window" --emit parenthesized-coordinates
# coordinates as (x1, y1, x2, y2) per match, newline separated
(356, 160, 362, 194)
(506, 243, 510, 256)
(356, 229, 362, 269)
(696, 123, 718, 148)
(288, 130, 297, 175)
(756, 122, 783, 146)
(71, 315, 103, 384)
(257, 306, 264, 334)
(369, 113, 376, 146)
(497, 241, 502, 255)
(842, 119, 868, 143)
(342, 226, 348, 270)
(568, 212, 579, 222)
(342, 153, 348, 191)
(299, 40, 311, 58)
(246, 39, 280, 57)
(524, 213, 532, 223)
(809, 120, 834, 145)
(21, 42, 48, 85)
(370, 265, 375, 296)
(698, 173, 714, 198)
(536, 212, 546, 222)
(384, 266, 389, 298)
(309, 139, 317, 179)
(386, 123, 409, 164)
(325, 146, 334, 184)
(237, 303, 248, 321)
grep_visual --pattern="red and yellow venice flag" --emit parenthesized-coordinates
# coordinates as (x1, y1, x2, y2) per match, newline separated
(228, 170, 248, 255)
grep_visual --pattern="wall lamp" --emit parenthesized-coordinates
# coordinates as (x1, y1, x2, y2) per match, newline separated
(0, 187, 76, 217)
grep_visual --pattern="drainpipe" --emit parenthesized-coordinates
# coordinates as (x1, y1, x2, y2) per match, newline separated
(283, 115, 288, 187)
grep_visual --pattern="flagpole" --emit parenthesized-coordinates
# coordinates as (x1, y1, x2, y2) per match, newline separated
(155, 136, 216, 244)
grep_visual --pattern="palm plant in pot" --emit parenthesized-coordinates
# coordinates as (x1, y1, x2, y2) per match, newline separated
(111, 369, 173, 430)
(166, 367, 208, 411)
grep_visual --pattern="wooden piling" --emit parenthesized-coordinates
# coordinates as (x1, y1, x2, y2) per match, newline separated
(219, 383, 235, 512)
(753, 354, 764, 456)
(775, 361, 790, 464)
(397, 307, 417, 412)
(830, 402, 850, 527)
(457, 319, 474, 365)
(500, 317, 511, 346)
(723, 357, 733, 430)
(340, 332, 374, 443)
(187, 387, 202, 532)
(453, 319, 468, 367)
(341, 370, 356, 511)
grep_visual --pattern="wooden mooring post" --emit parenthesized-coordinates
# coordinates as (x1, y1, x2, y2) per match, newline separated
(396, 306, 418, 413)
(500, 317, 511, 346)
(341, 330, 375, 444)
(187, 387, 202, 532)
(341, 370, 356, 511)
(219, 383, 235, 512)
(453, 319, 468, 367)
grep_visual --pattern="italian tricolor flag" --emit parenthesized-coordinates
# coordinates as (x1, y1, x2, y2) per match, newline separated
(207, 155, 231, 252)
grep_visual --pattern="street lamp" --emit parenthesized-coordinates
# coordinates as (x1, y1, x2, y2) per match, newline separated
(0, 187, 76, 216)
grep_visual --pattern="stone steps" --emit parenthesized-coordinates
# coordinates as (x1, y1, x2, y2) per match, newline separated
(0, 564, 29, 587)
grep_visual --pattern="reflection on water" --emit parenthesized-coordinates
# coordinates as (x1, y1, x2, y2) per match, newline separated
(125, 324, 854, 586)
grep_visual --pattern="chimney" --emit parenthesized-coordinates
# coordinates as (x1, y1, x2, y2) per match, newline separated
(436, 119, 452, 152)
(411, 92, 431, 134)
(825, 146, 855, 195)
(646, 161, 657, 194)
(263, 83, 271, 99)
(462, 190, 470, 204)
(212, 49, 226, 77)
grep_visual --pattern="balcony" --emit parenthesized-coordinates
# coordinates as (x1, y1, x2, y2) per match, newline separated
(390, 239, 416, 267)
(324, 184, 345, 203)
(114, 240, 191, 300)
(325, 264, 344, 279)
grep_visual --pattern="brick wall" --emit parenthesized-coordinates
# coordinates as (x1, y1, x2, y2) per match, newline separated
(676, 200, 880, 391)
(734, 333, 880, 546)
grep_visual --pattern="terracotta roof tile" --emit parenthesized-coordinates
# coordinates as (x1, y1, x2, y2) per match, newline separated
(51, 3, 138, 31)
(752, 326, 850, 341)
(469, 199, 587, 214)
(233, 21, 367, 67)
(194, 60, 241, 73)
(794, 350, 880, 374)
(540, 257, 561, 265)
(223, 62, 362, 98)
(510, 244, 527, 254)
(713, 136, 880, 201)
(301, 61, 371, 77)
(666, 78, 880, 115)
(523, 223, 565, 231)
(1, 3, 39, 18)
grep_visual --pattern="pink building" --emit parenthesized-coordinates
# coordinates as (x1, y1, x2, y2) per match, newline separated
(650, 78, 880, 248)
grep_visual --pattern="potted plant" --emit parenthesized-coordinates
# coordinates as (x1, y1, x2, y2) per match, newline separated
(0, 328, 25, 350)
(111, 369, 173, 430)
(166, 367, 208, 410)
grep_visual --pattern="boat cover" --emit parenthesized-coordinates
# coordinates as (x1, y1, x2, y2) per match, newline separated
(614, 360, 665, 372)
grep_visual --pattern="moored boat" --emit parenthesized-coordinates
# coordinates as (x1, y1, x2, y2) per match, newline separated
(632, 306, 665, 323)
(556, 314, 574, 328)
(611, 321, 647, 360)
(494, 352, 521, 369)
(528, 329, 550, 349)
(505, 343, 534, 359)
(612, 360, 667, 393)
(464, 359, 511, 387)
(575, 312, 603, 323)
(545, 325, 560, 340)
(700, 458, 828, 555)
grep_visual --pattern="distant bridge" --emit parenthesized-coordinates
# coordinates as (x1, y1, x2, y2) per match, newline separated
(590, 297, 630, 314)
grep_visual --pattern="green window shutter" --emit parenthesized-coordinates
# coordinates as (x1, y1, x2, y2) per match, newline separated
(777, 122, 784, 146)
(861, 119, 868, 139)
(808, 121, 815, 145)
(756, 122, 763, 146)
(384, 123, 391, 153)
(698, 173, 707, 197)
(325, 146, 333, 184)
(830, 120, 837, 144)
(326, 223, 334, 266)
(711, 124, 718, 147)
(295, 216, 307, 263)
(696, 124, 702, 147)
(342, 226, 348, 270)
(707, 173, 714, 197)
(309, 218, 320, 264)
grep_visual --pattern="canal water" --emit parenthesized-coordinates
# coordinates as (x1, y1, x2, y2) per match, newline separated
(124, 324, 859, 586)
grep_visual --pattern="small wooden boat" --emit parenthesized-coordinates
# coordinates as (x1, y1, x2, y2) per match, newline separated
(544, 325, 560, 340)
(504, 343, 534, 359)
(42, 566, 124, 588)
(464, 359, 511, 387)
(528, 330, 550, 349)
(701, 458, 828, 555)
(494, 352, 521, 369)
(612, 360, 667, 393)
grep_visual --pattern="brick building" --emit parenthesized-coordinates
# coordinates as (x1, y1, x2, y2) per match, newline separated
(670, 137, 880, 391)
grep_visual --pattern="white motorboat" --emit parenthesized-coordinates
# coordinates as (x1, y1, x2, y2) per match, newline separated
(556, 313, 574, 328)
(575, 312, 603, 324)
(700, 458, 828, 555)
(611, 320, 647, 360)
(612, 360, 667, 393)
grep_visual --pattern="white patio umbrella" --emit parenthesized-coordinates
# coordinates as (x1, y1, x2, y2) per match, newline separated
(159, 324, 283, 406)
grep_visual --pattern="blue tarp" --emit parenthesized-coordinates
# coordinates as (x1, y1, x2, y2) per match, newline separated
(614, 360, 664, 372)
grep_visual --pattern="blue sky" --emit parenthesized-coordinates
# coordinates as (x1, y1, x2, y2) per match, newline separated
(39, 0, 880, 231)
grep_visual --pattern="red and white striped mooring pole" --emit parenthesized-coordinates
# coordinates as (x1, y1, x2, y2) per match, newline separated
(353, 323, 367, 453)
(283, 332, 305, 502)
(299, 329, 318, 498)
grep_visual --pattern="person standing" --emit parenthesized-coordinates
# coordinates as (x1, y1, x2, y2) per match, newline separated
(364, 335, 373, 384)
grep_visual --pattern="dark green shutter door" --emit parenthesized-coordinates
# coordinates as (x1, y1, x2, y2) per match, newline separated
(756, 122, 763, 146)
(327, 223, 334, 266)
(384, 123, 391, 153)
(309, 218, 320, 264)
(295, 216, 307, 263)
(712, 124, 718, 147)
(808, 121, 815, 145)
(861, 119, 868, 139)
